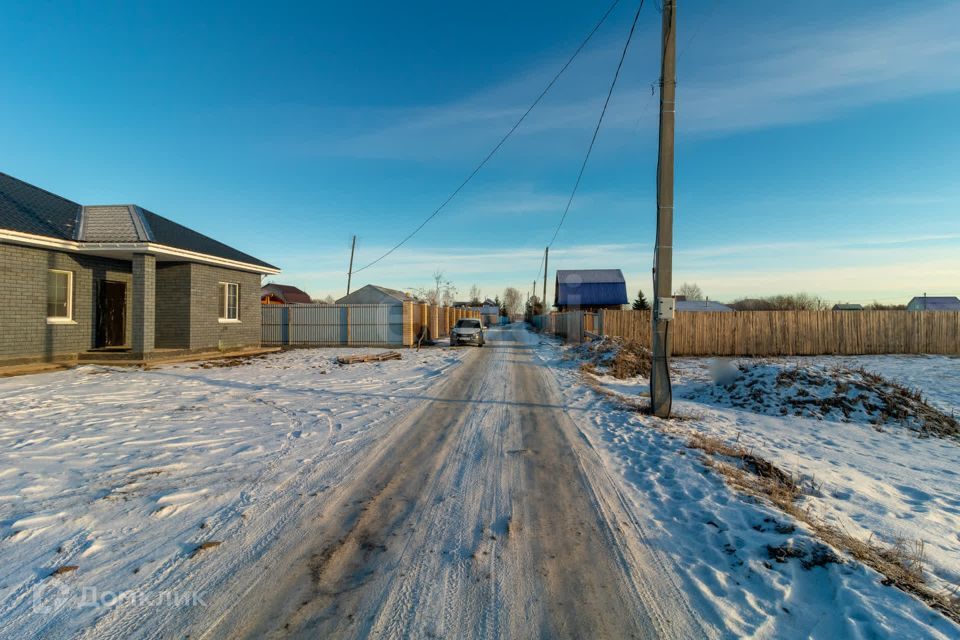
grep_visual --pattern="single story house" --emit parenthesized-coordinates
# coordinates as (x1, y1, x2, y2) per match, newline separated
(555, 269, 628, 312)
(832, 303, 864, 311)
(677, 300, 733, 312)
(906, 295, 960, 311)
(0, 172, 279, 366)
(261, 283, 312, 305)
(480, 298, 500, 316)
(336, 284, 412, 305)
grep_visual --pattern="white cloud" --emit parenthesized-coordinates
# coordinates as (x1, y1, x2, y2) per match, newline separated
(308, 2, 960, 161)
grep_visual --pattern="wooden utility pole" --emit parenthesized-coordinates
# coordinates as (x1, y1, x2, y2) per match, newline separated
(346, 235, 356, 296)
(542, 247, 549, 312)
(650, 0, 677, 418)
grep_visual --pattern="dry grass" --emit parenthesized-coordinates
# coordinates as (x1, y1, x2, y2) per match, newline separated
(572, 337, 651, 380)
(190, 540, 223, 558)
(193, 354, 268, 369)
(572, 347, 960, 622)
(713, 363, 960, 439)
(687, 432, 960, 624)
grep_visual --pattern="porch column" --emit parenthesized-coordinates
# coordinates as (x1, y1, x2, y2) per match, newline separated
(131, 253, 156, 355)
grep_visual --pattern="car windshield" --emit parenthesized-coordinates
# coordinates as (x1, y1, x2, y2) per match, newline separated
(456, 319, 481, 329)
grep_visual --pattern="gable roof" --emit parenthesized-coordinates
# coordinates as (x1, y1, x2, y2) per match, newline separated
(907, 296, 960, 311)
(261, 283, 313, 304)
(556, 269, 626, 284)
(832, 303, 864, 311)
(336, 284, 412, 305)
(0, 172, 277, 272)
(677, 300, 733, 312)
(555, 269, 628, 307)
(79, 205, 153, 242)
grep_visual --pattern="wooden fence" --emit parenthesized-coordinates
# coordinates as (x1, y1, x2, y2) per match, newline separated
(264, 302, 480, 348)
(539, 309, 960, 355)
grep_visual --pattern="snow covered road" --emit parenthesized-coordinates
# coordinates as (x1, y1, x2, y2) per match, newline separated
(203, 325, 706, 638)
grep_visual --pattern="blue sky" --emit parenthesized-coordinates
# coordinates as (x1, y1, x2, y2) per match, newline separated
(2, 0, 958, 304)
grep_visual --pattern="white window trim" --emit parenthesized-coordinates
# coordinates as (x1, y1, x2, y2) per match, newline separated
(46, 269, 75, 324)
(218, 281, 241, 323)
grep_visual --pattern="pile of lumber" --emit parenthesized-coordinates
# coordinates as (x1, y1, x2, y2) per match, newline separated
(336, 351, 402, 365)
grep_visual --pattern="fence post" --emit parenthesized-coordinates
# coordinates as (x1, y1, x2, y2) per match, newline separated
(402, 301, 413, 347)
(346, 305, 351, 346)
(285, 305, 292, 346)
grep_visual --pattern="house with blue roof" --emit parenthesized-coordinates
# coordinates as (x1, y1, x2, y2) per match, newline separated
(906, 295, 960, 311)
(554, 269, 629, 312)
(0, 172, 279, 366)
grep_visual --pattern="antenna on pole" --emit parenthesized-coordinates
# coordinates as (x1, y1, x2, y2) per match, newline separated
(650, 0, 677, 418)
(346, 235, 357, 296)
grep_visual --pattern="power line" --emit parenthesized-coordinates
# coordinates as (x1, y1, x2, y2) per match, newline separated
(533, 0, 646, 283)
(352, 0, 624, 274)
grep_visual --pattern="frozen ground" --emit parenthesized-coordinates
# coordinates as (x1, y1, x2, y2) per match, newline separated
(542, 335, 960, 638)
(0, 347, 465, 638)
(2, 330, 958, 639)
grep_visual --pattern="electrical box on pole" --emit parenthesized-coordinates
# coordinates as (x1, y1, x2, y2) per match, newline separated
(650, 0, 676, 418)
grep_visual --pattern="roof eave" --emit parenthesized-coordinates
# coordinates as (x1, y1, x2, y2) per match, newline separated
(0, 228, 280, 274)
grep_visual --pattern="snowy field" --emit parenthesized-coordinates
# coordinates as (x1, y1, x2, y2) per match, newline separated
(0, 347, 465, 638)
(535, 336, 960, 639)
(2, 329, 958, 639)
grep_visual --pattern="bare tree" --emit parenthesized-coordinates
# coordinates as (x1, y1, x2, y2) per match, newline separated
(675, 282, 704, 300)
(410, 270, 457, 305)
(468, 284, 482, 306)
(730, 293, 826, 310)
(502, 287, 523, 317)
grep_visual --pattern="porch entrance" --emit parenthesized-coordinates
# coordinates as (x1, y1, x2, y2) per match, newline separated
(96, 280, 126, 348)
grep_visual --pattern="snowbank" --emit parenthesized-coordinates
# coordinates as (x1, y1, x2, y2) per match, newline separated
(534, 330, 960, 638)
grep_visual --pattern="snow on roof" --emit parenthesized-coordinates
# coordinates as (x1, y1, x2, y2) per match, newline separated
(676, 300, 733, 312)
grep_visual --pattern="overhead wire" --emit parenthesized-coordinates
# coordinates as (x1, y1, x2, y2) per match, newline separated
(532, 0, 646, 285)
(351, 0, 624, 274)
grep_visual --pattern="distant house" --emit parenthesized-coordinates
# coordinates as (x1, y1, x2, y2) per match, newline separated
(336, 284, 412, 305)
(480, 298, 500, 316)
(906, 295, 960, 311)
(677, 300, 733, 312)
(261, 283, 312, 305)
(0, 172, 278, 366)
(555, 269, 629, 312)
(832, 303, 864, 311)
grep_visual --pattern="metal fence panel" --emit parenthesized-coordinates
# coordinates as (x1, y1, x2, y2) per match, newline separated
(261, 306, 289, 345)
(262, 303, 405, 347)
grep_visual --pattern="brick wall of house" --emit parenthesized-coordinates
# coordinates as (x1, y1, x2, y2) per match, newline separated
(131, 253, 155, 354)
(187, 264, 261, 350)
(155, 263, 192, 349)
(0, 242, 132, 364)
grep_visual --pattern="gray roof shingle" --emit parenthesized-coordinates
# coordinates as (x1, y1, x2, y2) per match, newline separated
(0, 172, 276, 271)
(79, 205, 153, 242)
(0, 172, 81, 240)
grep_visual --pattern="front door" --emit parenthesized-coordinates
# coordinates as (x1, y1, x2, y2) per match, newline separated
(96, 281, 126, 348)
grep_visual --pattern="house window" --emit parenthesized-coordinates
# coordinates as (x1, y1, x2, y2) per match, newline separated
(47, 270, 73, 322)
(219, 282, 239, 321)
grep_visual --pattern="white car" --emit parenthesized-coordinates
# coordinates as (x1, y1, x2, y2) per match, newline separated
(451, 318, 485, 347)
